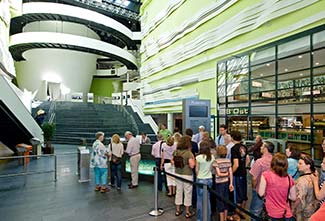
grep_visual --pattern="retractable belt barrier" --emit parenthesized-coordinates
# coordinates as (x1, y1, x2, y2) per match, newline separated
(163, 170, 262, 221)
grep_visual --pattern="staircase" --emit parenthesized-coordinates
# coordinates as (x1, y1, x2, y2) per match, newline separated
(52, 102, 154, 145)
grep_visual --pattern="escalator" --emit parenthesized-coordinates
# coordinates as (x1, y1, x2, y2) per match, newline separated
(0, 75, 43, 153)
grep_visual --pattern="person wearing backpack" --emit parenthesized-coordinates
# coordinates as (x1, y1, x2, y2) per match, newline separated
(172, 136, 196, 218)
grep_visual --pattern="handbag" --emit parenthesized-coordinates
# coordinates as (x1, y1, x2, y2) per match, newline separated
(261, 176, 291, 221)
(111, 154, 121, 164)
(110, 143, 121, 164)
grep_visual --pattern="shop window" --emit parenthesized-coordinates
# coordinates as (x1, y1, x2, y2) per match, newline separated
(278, 36, 310, 58)
(250, 47, 275, 66)
(278, 103, 310, 115)
(251, 105, 275, 115)
(226, 68, 249, 85)
(313, 30, 325, 49)
(226, 56, 248, 72)
(278, 52, 310, 74)
(313, 49, 325, 67)
(313, 66, 325, 103)
(251, 61, 275, 80)
(277, 71, 311, 104)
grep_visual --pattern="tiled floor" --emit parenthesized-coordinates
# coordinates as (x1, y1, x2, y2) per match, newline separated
(0, 144, 252, 221)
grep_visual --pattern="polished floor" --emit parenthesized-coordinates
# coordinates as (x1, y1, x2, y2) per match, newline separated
(0, 144, 252, 221)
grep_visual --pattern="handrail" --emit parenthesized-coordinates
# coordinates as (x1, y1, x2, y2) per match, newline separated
(113, 104, 139, 135)
(65, 0, 140, 20)
(48, 101, 56, 124)
(128, 99, 158, 133)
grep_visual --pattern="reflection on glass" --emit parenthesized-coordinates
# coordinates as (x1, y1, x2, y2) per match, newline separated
(278, 36, 310, 58)
(313, 49, 325, 67)
(251, 47, 275, 66)
(251, 62, 275, 79)
(227, 68, 249, 85)
(226, 56, 248, 72)
(227, 81, 249, 96)
(125, 159, 155, 176)
(313, 30, 325, 49)
(278, 53, 310, 74)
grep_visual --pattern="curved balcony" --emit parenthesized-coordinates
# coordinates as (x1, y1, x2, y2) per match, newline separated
(10, 32, 139, 70)
(11, 2, 141, 50)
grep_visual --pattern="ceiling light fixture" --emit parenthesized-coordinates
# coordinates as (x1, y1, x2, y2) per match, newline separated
(284, 68, 288, 72)
(298, 55, 303, 58)
(266, 63, 270, 66)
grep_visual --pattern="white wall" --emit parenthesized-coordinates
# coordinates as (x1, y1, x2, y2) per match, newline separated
(24, 21, 100, 40)
(15, 48, 97, 100)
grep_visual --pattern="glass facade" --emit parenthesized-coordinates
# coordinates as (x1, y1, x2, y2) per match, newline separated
(216, 27, 325, 160)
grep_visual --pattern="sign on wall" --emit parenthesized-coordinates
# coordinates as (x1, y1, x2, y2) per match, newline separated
(182, 99, 211, 134)
(226, 107, 249, 115)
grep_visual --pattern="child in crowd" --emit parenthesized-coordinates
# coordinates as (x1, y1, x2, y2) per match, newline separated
(213, 145, 234, 221)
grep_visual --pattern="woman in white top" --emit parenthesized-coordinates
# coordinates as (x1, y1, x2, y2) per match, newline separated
(196, 140, 215, 221)
(109, 134, 124, 190)
(161, 136, 176, 196)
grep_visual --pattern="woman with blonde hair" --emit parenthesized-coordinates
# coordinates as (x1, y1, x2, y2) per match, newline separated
(110, 134, 124, 190)
(90, 132, 110, 193)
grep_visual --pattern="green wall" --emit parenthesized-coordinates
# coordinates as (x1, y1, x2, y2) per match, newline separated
(89, 78, 122, 97)
(140, 0, 325, 114)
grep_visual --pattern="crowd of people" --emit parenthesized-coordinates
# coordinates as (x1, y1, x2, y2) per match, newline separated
(89, 124, 325, 221)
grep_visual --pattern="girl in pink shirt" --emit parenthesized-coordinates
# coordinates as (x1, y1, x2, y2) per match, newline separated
(258, 153, 296, 220)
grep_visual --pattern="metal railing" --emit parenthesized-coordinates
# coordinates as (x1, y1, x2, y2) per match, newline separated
(114, 104, 139, 135)
(0, 152, 79, 183)
(48, 101, 56, 124)
(0, 154, 57, 183)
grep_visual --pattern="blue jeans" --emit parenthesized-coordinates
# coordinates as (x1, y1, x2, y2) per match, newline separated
(94, 167, 108, 186)
(110, 162, 122, 187)
(250, 190, 264, 221)
(197, 178, 212, 221)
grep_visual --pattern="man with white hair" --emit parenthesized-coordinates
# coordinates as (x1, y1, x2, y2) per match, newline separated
(224, 134, 234, 159)
(192, 125, 205, 144)
(125, 131, 141, 189)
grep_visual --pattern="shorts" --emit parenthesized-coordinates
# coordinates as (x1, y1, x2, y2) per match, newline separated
(233, 176, 248, 204)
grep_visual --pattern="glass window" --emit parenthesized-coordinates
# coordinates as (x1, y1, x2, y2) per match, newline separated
(278, 36, 310, 58)
(226, 68, 249, 85)
(251, 105, 275, 115)
(313, 49, 325, 67)
(313, 66, 325, 103)
(226, 80, 249, 96)
(226, 56, 248, 72)
(278, 52, 310, 74)
(313, 30, 325, 49)
(251, 61, 275, 79)
(250, 47, 275, 66)
(278, 103, 310, 114)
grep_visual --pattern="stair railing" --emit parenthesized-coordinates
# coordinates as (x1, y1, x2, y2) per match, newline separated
(114, 104, 139, 136)
(48, 101, 56, 124)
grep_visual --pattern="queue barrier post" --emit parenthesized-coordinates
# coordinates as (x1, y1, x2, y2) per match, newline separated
(148, 166, 164, 216)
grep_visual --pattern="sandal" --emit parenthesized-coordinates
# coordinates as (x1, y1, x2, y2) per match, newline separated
(185, 211, 195, 218)
(175, 210, 182, 216)
(100, 188, 110, 193)
(94, 186, 101, 192)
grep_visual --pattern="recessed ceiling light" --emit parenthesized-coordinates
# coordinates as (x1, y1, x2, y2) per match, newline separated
(260, 74, 264, 76)
(315, 62, 320, 66)
(299, 73, 303, 76)
(284, 69, 288, 72)
(266, 63, 270, 66)
(298, 55, 303, 58)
